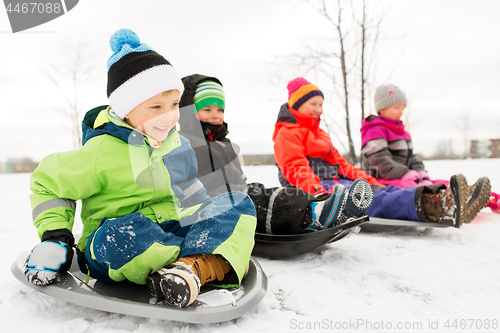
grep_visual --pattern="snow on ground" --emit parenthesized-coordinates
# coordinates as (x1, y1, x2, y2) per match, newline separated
(1, 159, 500, 333)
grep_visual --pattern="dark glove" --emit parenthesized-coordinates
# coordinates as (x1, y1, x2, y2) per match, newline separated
(24, 229, 75, 286)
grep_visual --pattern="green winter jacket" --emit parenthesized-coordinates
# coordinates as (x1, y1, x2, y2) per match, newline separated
(30, 106, 209, 252)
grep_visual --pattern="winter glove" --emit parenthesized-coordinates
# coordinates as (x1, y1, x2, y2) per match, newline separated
(401, 170, 420, 186)
(417, 170, 434, 186)
(487, 192, 500, 214)
(24, 229, 75, 286)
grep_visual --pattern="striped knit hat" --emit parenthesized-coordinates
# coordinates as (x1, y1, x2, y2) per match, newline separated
(287, 77, 324, 110)
(106, 28, 184, 119)
(193, 80, 225, 113)
(374, 84, 407, 113)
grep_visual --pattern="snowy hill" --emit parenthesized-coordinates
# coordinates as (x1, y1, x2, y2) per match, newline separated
(1, 159, 500, 333)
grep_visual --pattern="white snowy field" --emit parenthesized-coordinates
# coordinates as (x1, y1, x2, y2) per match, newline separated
(1, 158, 500, 333)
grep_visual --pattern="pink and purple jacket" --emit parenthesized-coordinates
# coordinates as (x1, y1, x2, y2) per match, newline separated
(360, 115, 425, 180)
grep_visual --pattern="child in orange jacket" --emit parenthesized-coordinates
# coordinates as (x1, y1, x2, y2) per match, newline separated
(273, 79, 384, 193)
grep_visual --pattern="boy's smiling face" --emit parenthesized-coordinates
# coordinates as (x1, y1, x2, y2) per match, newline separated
(125, 90, 180, 142)
(297, 95, 324, 117)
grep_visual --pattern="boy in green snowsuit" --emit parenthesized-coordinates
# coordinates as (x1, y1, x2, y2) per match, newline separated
(24, 29, 257, 308)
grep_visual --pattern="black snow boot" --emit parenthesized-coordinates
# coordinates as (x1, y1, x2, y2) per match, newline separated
(315, 179, 374, 229)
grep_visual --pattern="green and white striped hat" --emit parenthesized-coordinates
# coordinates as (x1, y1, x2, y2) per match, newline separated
(193, 80, 225, 113)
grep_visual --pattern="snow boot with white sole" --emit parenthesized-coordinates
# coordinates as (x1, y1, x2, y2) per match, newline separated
(147, 254, 231, 308)
(317, 179, 374, 229)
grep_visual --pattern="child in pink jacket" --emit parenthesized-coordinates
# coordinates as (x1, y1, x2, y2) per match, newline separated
(361, 84, 498, 215)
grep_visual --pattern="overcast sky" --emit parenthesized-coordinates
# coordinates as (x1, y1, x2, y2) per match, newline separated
(1, 0, 499, 162)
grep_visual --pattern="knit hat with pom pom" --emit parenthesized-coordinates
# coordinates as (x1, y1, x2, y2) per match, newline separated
(106, 28, 184, 118)
(374, 84, 406, 113)
(287, 77, 324, 110)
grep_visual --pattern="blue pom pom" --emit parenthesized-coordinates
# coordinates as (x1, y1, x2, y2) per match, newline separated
(109, 29, 141, 53)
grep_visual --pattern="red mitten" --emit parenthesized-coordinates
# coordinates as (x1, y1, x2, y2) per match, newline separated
(487, 192, 500, 214)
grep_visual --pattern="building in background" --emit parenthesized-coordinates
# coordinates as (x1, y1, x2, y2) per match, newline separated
(1, 158, 39, 173)
(242, 154, 276, 166)
(470, 139, 500, 158)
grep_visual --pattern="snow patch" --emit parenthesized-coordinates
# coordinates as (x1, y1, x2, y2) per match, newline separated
(4, 159, 500, 331)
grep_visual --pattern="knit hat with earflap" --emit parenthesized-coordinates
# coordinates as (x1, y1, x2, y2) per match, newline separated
(193, 80, 225, 114)
(107, 28, 184, 119)
(287, 77, 324, 110)
(374, 84, 406, 113)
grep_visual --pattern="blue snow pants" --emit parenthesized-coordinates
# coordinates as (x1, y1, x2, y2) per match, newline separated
(78, 191, 256, 285)
(321, 180, 420, 221)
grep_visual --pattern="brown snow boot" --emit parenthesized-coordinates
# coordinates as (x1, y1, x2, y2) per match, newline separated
(466, 177, 491, 223)
(421, 174, 468, 227)
(147, 254, 231, 308)
(175, 254, 231, 285)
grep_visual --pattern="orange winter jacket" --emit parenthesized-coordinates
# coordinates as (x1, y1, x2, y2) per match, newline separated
(272, 104, 382, 194)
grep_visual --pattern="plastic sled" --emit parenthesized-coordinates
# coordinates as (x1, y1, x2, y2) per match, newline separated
(252, 216, 369, 259)
(362, 217, 455, 232)
(11, 251, 268, 324)
(368, 217, 453, 227)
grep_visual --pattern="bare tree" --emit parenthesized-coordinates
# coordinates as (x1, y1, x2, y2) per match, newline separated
(304, 0, 359, 163)
(357, 0, 367, 121)
(432, 138, 456, 160)
(273, 0, 389, 164)
(352, 0, 388, 121)
(39, 36, 100, 149)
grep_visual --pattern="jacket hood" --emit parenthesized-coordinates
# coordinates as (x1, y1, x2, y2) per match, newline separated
(277, 103, 321, 129)
(361, 115, 405, 135)
(81, 105, 163, 146)
(178, 74, 223, 134)
(276, 103, 297, 124)
(360, 114, 410, 146)
(273, 103, 321, 141)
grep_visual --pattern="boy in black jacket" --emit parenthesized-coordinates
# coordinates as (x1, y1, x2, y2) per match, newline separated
(178, 74, 374, 235)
